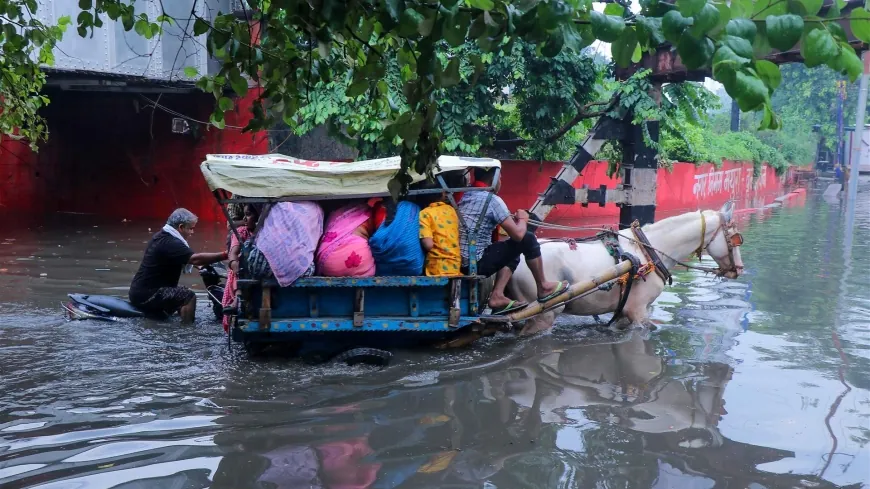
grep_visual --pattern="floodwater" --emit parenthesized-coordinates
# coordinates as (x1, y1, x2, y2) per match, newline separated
(1, 189, 868, 489)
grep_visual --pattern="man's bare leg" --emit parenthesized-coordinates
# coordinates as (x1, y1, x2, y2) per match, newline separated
(180, 295, 196, 323)
(487, 267, 515, 309)
(526, 256, 562, 298)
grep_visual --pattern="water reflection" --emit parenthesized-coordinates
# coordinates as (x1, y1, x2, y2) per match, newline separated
(1, 188, 868, 488)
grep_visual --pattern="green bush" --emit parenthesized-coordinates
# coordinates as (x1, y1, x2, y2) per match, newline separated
(659, 125, 807, 176)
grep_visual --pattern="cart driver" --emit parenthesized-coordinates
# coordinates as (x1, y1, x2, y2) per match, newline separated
(458, 168, 570, 315)
(129, 208, 228, 323)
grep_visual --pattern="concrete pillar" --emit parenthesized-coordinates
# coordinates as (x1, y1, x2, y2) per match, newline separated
(618, 120, 659, 229)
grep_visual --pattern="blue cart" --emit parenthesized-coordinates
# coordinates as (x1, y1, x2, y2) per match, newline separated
(201, 154, 631, 363)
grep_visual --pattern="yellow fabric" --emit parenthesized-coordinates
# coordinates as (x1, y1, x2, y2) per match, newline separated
(417, 451, 458, 474)
(419, 202, 461, 276)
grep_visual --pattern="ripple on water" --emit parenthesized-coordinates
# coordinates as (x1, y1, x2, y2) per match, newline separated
(0, 194, 868, 488)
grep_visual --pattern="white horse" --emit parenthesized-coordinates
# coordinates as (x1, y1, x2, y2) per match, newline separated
(507, 202, 744, 335)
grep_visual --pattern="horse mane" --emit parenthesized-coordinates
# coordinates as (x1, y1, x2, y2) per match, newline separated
(640, 210, 703, 233)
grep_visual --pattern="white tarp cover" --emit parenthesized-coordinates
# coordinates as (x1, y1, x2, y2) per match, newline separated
(200, 154, 502, 198)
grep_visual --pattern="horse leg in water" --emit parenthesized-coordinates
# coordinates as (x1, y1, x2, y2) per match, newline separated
(519, 309, 559, 336)
(613, 277, 665, 329)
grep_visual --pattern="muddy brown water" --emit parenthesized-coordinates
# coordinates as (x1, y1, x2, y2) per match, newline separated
(0, 190, 868, 488)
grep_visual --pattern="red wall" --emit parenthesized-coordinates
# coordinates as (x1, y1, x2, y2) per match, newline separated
(0, 90, 267, 222)
(2, 111, 800, 224)
(498, 159, 797, 227)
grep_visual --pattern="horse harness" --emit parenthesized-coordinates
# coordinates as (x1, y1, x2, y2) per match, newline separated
(694, 211, 744, 277)
(597, 221, 672, 324)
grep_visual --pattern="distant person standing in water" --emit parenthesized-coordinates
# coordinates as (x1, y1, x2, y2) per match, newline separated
(129, 208, 227, 323)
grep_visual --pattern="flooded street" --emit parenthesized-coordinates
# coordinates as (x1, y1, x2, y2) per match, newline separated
(1, 190, 868, 489)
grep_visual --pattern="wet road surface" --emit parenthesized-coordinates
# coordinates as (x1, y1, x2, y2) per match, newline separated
(0, 189, 868, 489)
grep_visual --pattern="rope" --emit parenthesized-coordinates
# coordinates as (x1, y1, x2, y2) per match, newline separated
(529, 219, 723, 276)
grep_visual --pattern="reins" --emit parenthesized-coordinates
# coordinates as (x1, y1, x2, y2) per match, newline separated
(528, 216, 735, 277)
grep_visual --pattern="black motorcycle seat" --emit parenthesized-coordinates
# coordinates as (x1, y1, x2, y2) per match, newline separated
(68, 294, 145, 318)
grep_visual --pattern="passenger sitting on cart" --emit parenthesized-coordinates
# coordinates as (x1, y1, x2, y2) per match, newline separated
(222, 203, 263, 332)
(316, 201, 377, 277)
(250, 201, 324, 285)
(458, 168, 569, 315)
(418, 190, 462, 276)
(129, 208, 228, 323)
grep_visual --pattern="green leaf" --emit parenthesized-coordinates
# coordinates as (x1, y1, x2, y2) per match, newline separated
(632, 43, 643, 63)
(754, 59, 781, 90)
(828, 23, 848, 43)
(750, 0, 788, 18)
(662, 10, 692, 44)
(77, 11, 93, 28)
(760, 103, 781, 130)
(347, 79, 369, 97)
(730, 0, 753, 18)
(725, 18, 756, 43)
(418, 9, 436, 36)
(441, 57, 461, 87)
(468, 0, 495, 11)
(399, 8, 425, 37)
(722, 34, 754, 59)
(121, 13, 134, 32)
(753, 23, 772, 57)
(134, 19, 150, 38)
(218, 97, 234, 112)
(604, 3, 625, 16)
(384, 0, 404, 20)
(210, 111, 226, 129)
(678, 34, 715, 69)
(183, 66, 198, 78)
(399, 113, 424, 148)
(612, 27, 639, 68)
(677, 0, 706, 17)
(709, 2, 731, 37)
(850, 8, 870, 44)
(78, 0, 92, 9)
(690, 3, 720, 37)
(765, 14, 803, 51)
(828, 42, 863, 81)
(542, 30, 565, 57)
(801, 28, 838, 67)
(229, 69, 248, 97)
(443, 13, 468, 47)
(734, 70, 767, 111)
(590, 11, 626, 43)
(712, 45, 750, 81)
(796, 0, 823, 15)
(193, 18, 210, 36)
(636, 16, 665, 47)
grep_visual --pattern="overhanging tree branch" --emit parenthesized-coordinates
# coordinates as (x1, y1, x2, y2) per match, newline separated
(490, 98, 618, 148)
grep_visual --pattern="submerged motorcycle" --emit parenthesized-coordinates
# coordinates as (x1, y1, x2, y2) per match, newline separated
(62, 263, 227, 322)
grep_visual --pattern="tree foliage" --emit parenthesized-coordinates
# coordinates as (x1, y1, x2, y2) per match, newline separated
(771, 63, 859, 144)
(0, 0, 71, 150)
(3, 0, 870, 193)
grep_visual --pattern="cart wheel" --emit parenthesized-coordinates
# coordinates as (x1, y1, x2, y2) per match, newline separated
(333, 348, 392, 367)
(244, 341, 268, 357)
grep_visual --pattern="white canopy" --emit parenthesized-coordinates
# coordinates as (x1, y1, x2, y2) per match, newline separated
(200, 154, 502, 198)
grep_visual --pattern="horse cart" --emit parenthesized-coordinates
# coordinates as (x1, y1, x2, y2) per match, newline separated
(201, 154, 638, 364)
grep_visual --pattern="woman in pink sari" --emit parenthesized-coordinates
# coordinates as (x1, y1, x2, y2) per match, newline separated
(316, 202, 376, 277)
(222, 203, 261, 332)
